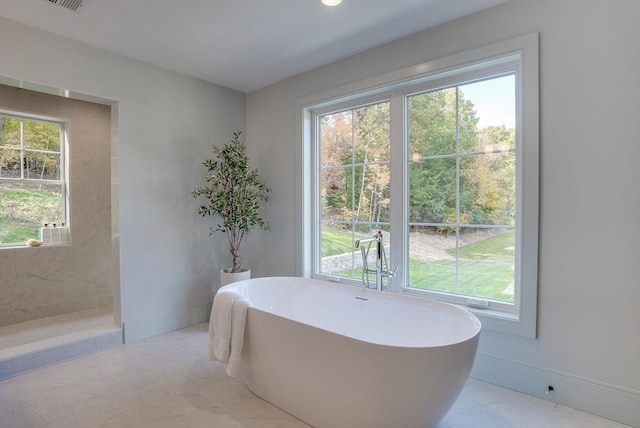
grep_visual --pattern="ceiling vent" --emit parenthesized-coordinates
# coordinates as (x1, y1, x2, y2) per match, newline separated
(46, 0, 86, 12)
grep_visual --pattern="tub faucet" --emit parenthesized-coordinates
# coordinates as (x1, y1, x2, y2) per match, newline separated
(355, 231, 397, 291)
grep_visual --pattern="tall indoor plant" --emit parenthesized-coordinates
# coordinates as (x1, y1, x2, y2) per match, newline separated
(192, 131, 270, 282)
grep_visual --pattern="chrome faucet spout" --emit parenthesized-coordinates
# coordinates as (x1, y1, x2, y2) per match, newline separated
(355, 231, 396, 291)
(355, 235, 380, 249)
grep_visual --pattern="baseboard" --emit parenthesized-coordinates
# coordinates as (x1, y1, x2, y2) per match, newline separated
(471, 351, 640, 428)
(122, 302, 213, 343)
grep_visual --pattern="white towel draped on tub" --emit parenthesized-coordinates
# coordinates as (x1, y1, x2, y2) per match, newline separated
(226, 297, 249, 377)
(208, 290, 250, 378)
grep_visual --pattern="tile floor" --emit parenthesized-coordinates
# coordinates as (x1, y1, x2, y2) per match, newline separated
(0, 322, 630, 428)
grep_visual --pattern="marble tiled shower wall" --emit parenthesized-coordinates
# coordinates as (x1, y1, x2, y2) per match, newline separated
(0, 85, 113, 326)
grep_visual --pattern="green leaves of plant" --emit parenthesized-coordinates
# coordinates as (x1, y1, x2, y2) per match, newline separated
(192, 131, 270, 272)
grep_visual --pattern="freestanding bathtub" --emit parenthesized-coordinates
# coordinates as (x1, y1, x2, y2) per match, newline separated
(217, 276, 481, 428)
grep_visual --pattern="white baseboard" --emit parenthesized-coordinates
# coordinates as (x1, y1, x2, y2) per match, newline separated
(122, 302, 212, 343)
(471, 351, 640, 428)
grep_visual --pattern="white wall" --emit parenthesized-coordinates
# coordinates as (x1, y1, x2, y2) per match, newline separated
(246, 1, 640, 426)
(0, 17, 246, 341)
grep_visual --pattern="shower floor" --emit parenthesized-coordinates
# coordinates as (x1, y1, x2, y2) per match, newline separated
(0, 306, 122, 379)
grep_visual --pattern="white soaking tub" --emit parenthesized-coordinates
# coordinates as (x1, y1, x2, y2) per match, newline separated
(217, 276, 481, 428)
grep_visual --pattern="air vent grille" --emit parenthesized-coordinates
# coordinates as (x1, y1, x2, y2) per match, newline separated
(47, 0, 85, 12)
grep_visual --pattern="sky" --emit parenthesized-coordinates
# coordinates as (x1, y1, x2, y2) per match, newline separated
(461, 74, 515, 129)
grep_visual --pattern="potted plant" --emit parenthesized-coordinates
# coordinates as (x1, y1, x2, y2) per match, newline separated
(192, 130, 270, 285)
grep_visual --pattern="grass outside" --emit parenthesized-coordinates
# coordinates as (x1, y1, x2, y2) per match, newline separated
(450, 231, 514, 261)
(321, 227, 382, 257)
(412, 230, 515, 301)
(408, 257, 513, 301)
(322, 226, 515, 302)
(321, 227, 358, 257)
(0, 216, 38, 243)
(0, 187, 61, 244)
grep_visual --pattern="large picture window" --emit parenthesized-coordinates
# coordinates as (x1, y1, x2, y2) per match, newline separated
(303, 34, 539, 336)
(0, 112, 67, 246)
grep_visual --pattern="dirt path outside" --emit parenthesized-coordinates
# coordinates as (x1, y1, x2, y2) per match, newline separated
(378, 229, 505, 263)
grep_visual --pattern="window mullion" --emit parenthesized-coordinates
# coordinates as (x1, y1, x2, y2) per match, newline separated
(19, 119, 25, 179)
(389, 92, 405, 293)
(455, 87, 461, 297)
(61, 124, 68, 226)
(350, 111, 356, 274)
(310, 112, 320, 277)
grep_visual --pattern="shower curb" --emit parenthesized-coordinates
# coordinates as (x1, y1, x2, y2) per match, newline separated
(0, 328, 122, 380)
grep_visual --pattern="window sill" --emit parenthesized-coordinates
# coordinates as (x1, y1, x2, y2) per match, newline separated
(0, 243, 71, 250)
(405, 289, 534, 338)
(457, 304, 535, 338)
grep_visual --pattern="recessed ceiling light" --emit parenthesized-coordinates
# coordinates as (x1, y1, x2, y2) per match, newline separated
(321, 0, 342, 6)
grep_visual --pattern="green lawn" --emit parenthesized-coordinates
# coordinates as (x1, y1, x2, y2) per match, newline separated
(323, 226, 515, 302)
(0, 216, 39, 243)
(321, 227, 360, 257)
(408, 257, 514, 302)
(450, 231, 514, 261)
(0, 187, 61, 244)
(411, 230, 515, 301)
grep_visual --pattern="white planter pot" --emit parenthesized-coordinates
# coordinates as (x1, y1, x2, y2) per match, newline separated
(220, 268, 251, 286)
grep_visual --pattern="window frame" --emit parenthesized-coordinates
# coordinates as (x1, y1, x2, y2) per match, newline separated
(0, 110, 69, 248)
(299, 33, 539, 337)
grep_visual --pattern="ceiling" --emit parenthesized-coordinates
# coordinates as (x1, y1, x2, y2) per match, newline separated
(0, 0, 506, 93)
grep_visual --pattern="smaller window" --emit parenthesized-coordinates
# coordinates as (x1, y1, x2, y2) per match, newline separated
(405, 74, 518, 314)
(0, 112, 68, 247)
(317, 101, 391, 280)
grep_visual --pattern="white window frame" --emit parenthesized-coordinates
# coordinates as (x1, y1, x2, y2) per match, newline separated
(298, 34, 539, 338)
(0, 110, 69, 248)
